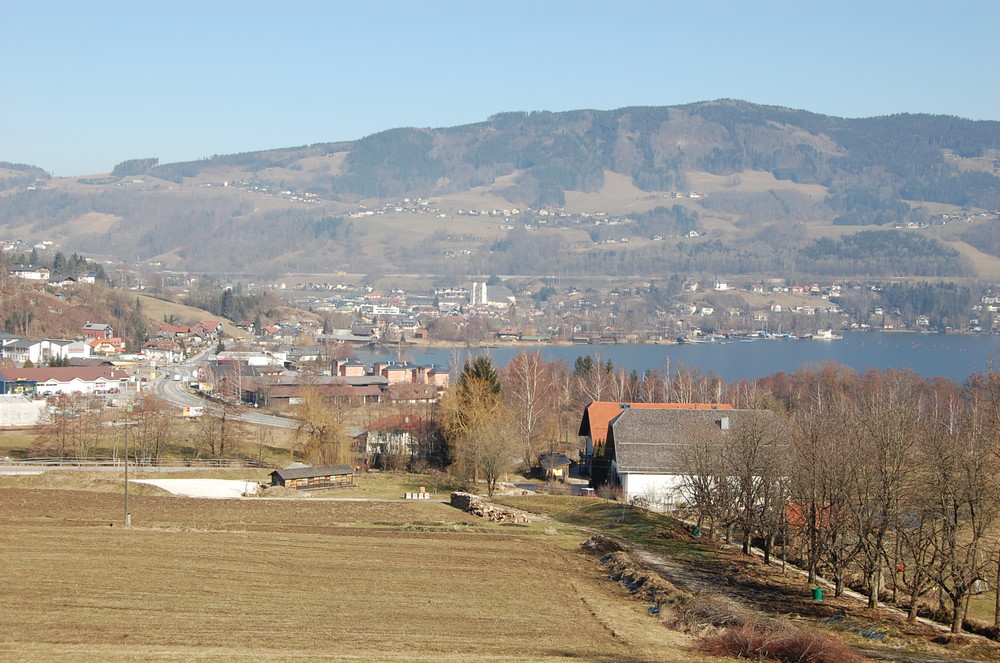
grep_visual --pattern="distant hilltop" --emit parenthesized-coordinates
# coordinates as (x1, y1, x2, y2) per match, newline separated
(1, 100, 998, 278)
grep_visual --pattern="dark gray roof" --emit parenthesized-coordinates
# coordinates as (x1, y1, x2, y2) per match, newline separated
(607, 408, 785, 474)
(540, 453, 573, 470)
(270, 464, 354, 480)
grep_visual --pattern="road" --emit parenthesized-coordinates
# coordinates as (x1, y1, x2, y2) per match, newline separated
(152, 353, 300, 430)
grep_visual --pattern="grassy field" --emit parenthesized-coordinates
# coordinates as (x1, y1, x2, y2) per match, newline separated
(0, 477, 715, 663)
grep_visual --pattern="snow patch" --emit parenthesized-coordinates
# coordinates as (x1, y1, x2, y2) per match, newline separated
(133, 478, 259, 498)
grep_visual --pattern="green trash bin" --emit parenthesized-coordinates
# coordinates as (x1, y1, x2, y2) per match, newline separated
(811, 587, 824, 601)
(691, 526, 701, 538)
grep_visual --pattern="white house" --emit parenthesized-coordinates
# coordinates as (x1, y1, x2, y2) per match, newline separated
(0, 338, 85, 365)
(364, 414, 427, 460)
(9, 265, 50, 280)
(600, 407, 786, 510)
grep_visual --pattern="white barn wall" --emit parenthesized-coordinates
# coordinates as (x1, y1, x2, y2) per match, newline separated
(620, 472, 687, 511)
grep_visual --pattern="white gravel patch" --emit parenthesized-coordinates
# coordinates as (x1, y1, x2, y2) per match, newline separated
(133, 478, 259, 498)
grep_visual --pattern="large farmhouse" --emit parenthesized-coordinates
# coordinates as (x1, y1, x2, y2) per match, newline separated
(594, 407, 785, 510)
(578, 401, 735, 471)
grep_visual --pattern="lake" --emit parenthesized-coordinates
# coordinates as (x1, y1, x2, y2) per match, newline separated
(358, 332, 1000, 383)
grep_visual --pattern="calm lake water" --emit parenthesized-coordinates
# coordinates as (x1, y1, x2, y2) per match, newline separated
(359, 332, 1000, 383)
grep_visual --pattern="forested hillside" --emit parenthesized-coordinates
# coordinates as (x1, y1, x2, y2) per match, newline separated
(1, 100, 998, 277)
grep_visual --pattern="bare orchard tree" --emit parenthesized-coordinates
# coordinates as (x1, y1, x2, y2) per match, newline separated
(922, 385, 1000, 632)
(32, 393, 105, 458)
(894, 480, 943, 622)
(476, 410, 519, 498)
(679, 427, 734, 540)
(788, 394, 859, 590)
(722, 411, 787, 557)
(32, 393, 85, 457)
(847, 370, 921, 610)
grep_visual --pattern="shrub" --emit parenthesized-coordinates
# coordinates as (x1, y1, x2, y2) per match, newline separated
(701, 620, 858, 663)
(580, 535, 623, 554)
(665, 593, 753, 630)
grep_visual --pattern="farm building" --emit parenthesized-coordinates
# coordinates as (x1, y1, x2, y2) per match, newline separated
(539, 453, 573, 481)
(269, 464, 355, 491)
(578, 401, 735, 473)
(596, 407, 786, 511)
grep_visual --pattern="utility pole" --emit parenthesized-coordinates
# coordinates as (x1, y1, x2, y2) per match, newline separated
(123, 404, 133, 527)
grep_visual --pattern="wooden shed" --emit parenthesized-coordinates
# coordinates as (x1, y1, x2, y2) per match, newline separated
(539, 453, 573, 482)
(269, 464, 355, 491)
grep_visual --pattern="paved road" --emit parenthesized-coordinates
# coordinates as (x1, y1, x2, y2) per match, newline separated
(153, 355, 300, 430)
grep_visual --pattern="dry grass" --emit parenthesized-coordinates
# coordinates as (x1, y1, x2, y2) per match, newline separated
(944, 238, 1000, 281)
(134, 293, 237, 334)
(0, 428, 39, 455)
(0, 486, 715, 663)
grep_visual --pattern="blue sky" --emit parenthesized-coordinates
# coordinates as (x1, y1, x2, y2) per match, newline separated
(4, 0, 997, 176)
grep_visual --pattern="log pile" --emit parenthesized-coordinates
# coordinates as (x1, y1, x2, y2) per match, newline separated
(450, 492, 530, 523)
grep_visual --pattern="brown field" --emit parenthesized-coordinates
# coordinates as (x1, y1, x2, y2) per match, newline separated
(134, 293, 238, 335)
(4, 472, 997, 663)
(0, 483, 713, 663)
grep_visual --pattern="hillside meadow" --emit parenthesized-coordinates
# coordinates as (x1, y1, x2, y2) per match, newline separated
(0, 476, 714, 663)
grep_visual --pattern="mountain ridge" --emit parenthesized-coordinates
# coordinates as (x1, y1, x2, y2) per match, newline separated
(2, 100, 999, 279)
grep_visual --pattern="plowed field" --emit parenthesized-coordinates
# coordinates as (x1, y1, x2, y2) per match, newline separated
(0, 488, 709, 662)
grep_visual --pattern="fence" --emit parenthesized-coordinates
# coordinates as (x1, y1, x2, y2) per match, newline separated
(3, 457, 269, 468)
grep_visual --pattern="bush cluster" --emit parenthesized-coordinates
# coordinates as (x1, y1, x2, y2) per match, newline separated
(700, 619, 859, 663)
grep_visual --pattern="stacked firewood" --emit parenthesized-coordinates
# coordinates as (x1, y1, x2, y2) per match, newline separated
(450, 492, 530, 523)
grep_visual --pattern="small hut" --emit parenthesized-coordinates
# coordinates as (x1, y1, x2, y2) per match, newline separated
(269, 464, 355, 490)
(539, 453, 573, 482)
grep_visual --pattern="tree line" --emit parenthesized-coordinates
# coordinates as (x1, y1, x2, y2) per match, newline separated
(671, 363, 1000, 634)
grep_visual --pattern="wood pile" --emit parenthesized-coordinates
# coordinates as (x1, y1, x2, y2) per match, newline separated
(450, 492, 530, 523)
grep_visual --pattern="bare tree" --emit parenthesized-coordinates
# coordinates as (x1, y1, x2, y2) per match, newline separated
(723, 412, 786, 558)
(847, 370, 921, 609)
(194, 400, 246, 459)
(500, 350, 557, 469)
(477, 413, 518, 497)
(921, 386, 1000, 632)
(679, 427, 735, 540)
(32, 393, 105, 458)
(129, 394, 173, 462)
(294, 385, 352, 465)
